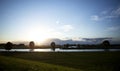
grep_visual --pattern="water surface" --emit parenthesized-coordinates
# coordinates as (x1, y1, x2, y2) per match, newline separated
(0, 48, 120, 52)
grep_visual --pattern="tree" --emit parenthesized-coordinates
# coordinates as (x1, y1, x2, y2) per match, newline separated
(77, 44, 80, 48)
(51, 42, 56, 51)
(102, 40, 110, 51)
(29, 41, 35, 52)
(65, 43, 69, 48)
(4, 42, 13, 51)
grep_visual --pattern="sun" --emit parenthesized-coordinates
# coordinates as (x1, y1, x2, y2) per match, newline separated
(25, 26, 63, 45)
(26, 27, 51, 45)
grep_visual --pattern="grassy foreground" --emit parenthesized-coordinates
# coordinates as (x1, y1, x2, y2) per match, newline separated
(0, 52, 120, 71)
(0, 55, 80, 71)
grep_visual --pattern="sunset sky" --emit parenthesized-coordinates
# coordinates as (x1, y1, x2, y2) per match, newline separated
(0, 0, 120, 44)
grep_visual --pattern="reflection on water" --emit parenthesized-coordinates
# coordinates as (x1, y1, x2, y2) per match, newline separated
(0, 48, 120, 52)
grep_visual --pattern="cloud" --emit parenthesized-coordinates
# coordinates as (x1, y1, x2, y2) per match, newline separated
(106, 26, 120, 32)
(91, 6, 120, 21)
(42, 37, 119, 45)
(104, 7, 120, 19)
(12, 37, 120, 45)
(82, 38, 112, 43)
(111, 7, 120, 18)
(91, 15, 101, 21)
(61, 25, 74, 32)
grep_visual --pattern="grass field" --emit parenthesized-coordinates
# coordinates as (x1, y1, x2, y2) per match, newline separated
(0, 52, 120, 71)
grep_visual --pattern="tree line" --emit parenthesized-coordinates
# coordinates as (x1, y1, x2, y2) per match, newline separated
(3, 41, 56, 52)
(2, 40, 110, 52)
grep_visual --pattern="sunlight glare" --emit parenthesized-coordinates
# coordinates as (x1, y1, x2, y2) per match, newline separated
(26, 27, 51, 45)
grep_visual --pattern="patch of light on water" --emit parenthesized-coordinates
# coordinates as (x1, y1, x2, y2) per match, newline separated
(34, 49, 51, 52)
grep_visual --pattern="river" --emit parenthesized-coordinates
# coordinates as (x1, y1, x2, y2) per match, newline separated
(0, 48, 120, 52)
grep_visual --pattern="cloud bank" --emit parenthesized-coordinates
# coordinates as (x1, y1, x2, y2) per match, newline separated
(42, 37, 120, 45)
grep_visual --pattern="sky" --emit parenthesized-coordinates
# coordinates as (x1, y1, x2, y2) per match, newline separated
(0, 0, 120, 44)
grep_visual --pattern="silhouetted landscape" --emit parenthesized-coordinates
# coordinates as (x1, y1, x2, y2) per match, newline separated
(1, 0, 120, 71)
(0, 40, 120, 49)
(0, 40, 120, 71)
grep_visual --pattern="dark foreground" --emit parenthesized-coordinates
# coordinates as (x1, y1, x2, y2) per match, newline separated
(0, 52, 120, 71)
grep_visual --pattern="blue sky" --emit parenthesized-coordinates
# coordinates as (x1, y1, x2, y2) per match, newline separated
(0, 0, 120, 44)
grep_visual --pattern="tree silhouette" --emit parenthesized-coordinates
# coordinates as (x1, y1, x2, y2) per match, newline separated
(51, 42, 56, 51)
(4, 42, 13, 51)
(29, 41, 35, 52)
(77, 44, 80, 48)
(102, 40, 110, 51)
(66, 43, 69, 48)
